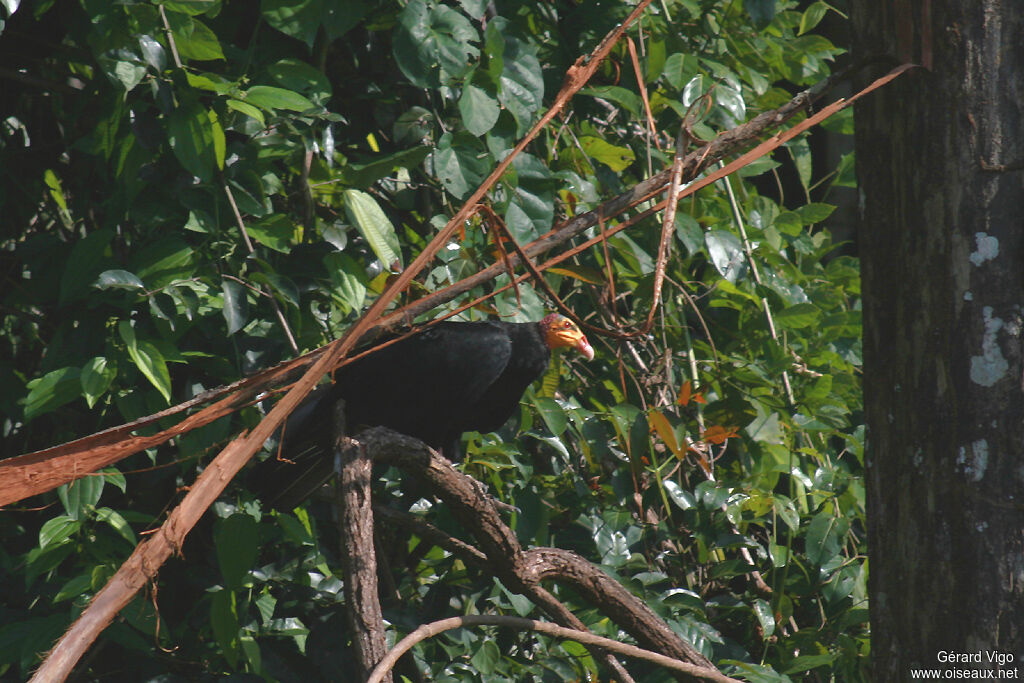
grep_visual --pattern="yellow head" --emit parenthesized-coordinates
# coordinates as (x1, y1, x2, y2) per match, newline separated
(540, 313, 595, 360)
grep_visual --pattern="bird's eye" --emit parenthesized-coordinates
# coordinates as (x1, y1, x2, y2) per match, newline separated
(563, 320, 571, 328)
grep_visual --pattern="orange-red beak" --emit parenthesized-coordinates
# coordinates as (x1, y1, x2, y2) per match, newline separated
(544, 315, 594, 360)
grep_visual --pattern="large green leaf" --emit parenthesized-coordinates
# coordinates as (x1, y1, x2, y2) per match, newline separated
(220, 279, 250, 335)
(168, 98, 217, 181)
(325, 252, 368, 313)
(343, 189, 402, 270)
(243, 85, 315, 113)
(24, 367, 82, 420)
(805, 511, 850, 565)
(80, 357, 116, 408)
(459, 82, 500, 136)
(579, 136, 636, 172)
(165, 13, 224, 61)
(393, 1, 479, 88)
(216, 513, 259, 590)
(118, 321, 172, 403)
(431, 131, 491, 200)
(705, 229, 747, 282)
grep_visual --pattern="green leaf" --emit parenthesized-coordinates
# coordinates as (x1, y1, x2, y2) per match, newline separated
(752, 599, 775, 638)
(168, 98, 216, 181)
(253, 270, 299, 308)
(432, 131, 490, 200)
(186, 71, 235, 94)
(795, 202, 836, 224)
(262, 0, 323, 46)
(118, 321, 172, 403)
(781, 653, 838, 674)
(799, 2, 830, 35)
(243, 85, 316, 113)
(57, 477, 104, 520)
(716, 84, 746, 121)
(247, 214, 298, 253)
(163, 0, 220, 16)
(266, 58, 332, 104)
(681, 74, 707, 107)
(95, 507, 137, 544)
(168, 14, 224, 61)
(340, 145, 431, 189)
(211, 590, 240, 668)
(469, 639, 500, 675)
(24, 367, 82, 420)
(216, 513, 259, 590)
(393, 1, 479, 88)
(788, 137, 812, 190)
(496, 28, 543, 131)
(130, 237, 195, 288)
(39, 515, 80, 550)
(662, 52, 698, 89)
(769, 541, 790, 568)
(138, 34, 165, 68)
(226, 99, 266, 126)
(773, 496, 800, 531)
(325, 252, 368, 313)
(745, 408, 783, 444)
(100, 55, 146, 92)
(220, 279, 250, 334)
(53, 573, 93, 603)
(674, 213, 704, 255)
(579, 136, 635, 172)
(580, 85, 641, 117)
(94, 269, 146, 292)
(81, 357, 116, 408)
(663, 479, 696, 510)
(459, 82, 500, 136)
(532, 397, 567, 436)
(263, 0, 363, 46)
(774, 303, 821, 329)
(343, 189, 402, 269)
(744, 0, 775, 28)
(506, 152, 556, 239)
(806, 512, 849, 565)
(705, 229, 746, 282)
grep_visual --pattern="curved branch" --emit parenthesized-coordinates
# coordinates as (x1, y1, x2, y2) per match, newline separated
(363, 427, 723, 681)
(366, 615, 742, 683)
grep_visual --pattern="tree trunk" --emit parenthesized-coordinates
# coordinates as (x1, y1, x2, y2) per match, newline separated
(852, 0, 1024, 679)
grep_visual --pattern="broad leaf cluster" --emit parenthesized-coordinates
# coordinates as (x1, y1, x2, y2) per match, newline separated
(0, 0, 863, 681)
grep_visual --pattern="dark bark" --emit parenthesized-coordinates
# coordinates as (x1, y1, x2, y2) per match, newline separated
(333, 403, 390, 682)
(852, 0, 1024, 678)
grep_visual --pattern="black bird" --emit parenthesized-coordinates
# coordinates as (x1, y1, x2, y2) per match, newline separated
(251, 313, 594, 509)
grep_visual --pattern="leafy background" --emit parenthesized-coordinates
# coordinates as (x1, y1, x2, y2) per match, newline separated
(0, 0, 864, 681)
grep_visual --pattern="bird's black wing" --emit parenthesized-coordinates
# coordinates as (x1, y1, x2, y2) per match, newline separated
(249, 322, 514, 509)
(334, 321, 514, 448)
(462, 322, 550, 434)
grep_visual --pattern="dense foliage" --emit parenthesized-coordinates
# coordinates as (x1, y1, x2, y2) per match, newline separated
(0, 0, 864, 681)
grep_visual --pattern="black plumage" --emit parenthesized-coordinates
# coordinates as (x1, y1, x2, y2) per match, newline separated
(251, 315, 593, 509)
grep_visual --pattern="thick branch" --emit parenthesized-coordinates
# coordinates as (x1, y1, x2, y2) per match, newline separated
(376, 506, 635, 682)
(362, 427, 723, 682)
(333, 403, 390, 682)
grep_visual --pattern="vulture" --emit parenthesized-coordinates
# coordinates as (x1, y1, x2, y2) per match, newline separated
(251, 313, 594, 509)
